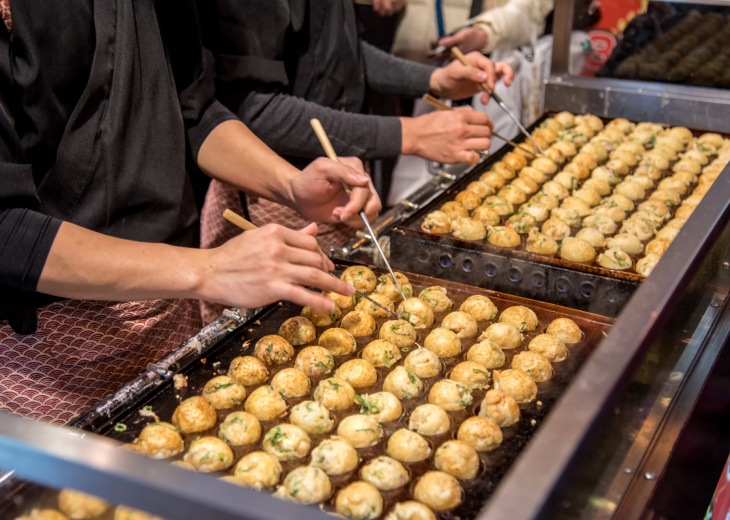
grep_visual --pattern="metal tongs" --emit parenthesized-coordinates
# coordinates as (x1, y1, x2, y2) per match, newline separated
(451, 47, 547, 156)
(310, 119, 408, 302)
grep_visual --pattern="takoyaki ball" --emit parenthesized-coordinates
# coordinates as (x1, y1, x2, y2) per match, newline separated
(643, 152, 670, 171)
(271, 368, 311, 398)
(539, 218, 570, 241)
(493, 369, 537, 403)
(295, 346, 335, 377)
(555, 111, 576, 128)
(629, 211, 661, 231)
(428, 380, 473, 411)
(581, 142, 608, 164)
(172, 396, 217, 434)
(615, 141, 644, 156)
(440, 201, 469, 221)
(218, 411, 262, 445)
(530, 191, 560, 211)
(16, 509, 68, 520)
(342, 265, 378, 293)
(610, 149, 640, 167)
(505, 212, 537, 234)
(471, 205, 501, 227)
(459, 295, 498, 322)
(606, 118, 634, 134)
(620, 219, 654, 242)
(376, 272, 413, 302)
(356, 392, 403, 422)
(341, 310, 378, 337)
(263, 424, 311, 461)
(546, 318, 583, 344)
(624, 174, 655, 191)
(487, 226, 521, 247)
(121, 442, 146, 455)
(571, 152, 598, 172)
(673, 159, 702, 175)
(397, 298, 435, 329)
(478, 329, 522, 354)
(310, 436, 359, 475)
(698, 132, 723, 148)
(421, 211, 454, 235)
(512, 351, 552, 382)
(329, 291, 356, 311)
(503, 152, 528, 172)
(605, 194, 635, 213)
(574, 227, 605, 249)
(534, 127, 559, 144)
(58, 490, 109, 519)
(454, 190, 481, 211)
(278, 318, 316, 347)
(336, 482, 383, 520)
(404, 348, 442, 379)
(590, 166, 620, 186)
(482, 195, 514, 216)
(335, 359, 378, 389)
(681, 149, 709, 166)
(497, 185, 527, 205)
(635, 164, 662, 180)
(667, 126, 693, 144)
(450, 361, 490, 389)
(577, 114, 604, 132)
(682, 193, 703, 207)
(656, 226, 680, 242)
(605, 233, 644, 256)
(572, 187, 601, 207)
(338, 414, 384, 448)
(413, 472, 462, 511)
(519, 166, 548, 185)
(386, 502, 437, 520)
(542, 117, 565, 133)
(383, 366, 424, 399)
(479, 388, 520, 427)
(465, 180, 494, 200)
(361, 457, 410, 491)
(499, 305, 539, 332)
(561, 196, 593, 218)
(228, 355, 269, 386)
(419, 286, 454, 312)
(656, 134, 684, 152)
(542, 180, 570, 201)
(636, 253, 662, 276)
(526, 228, 559, 255)
(254, 334, 296, 364)
(274, 466, 332, 504)
(672, 170, 698, 187)
(528, 334, 568, 362)
(551, 207, 581, 226)
(582, 178, 611, 196)
(434, 440, 480, 480)
(675, 205, 695, 220)
(533, 157, 560, 176)
(245, 385, 288, 421)
(553, 171, 579, 191)
(302, 304, 342, 328)
(645, 238, 672, 256)
(638, 200, 670, 221)
(135, 422, 183, 459)
(362, 339, 402, 368)
(582, 214, 617, 236)
(492, 161, 517, 180)
(665, 218, 687, 230)
(314, 378, 356, 411)
(511, 177, 539, 196)
(424, 328, 461, 358)
(408, 404, 451, 436)
(184, 436, 234, 472)
(593, 203, 627, 223)
(653, 144, 678, 161)
(552, 139, 578, 158)
(457, 415, 503, 452)
(467, 339, 506, 369)
(203, 375, 246, 409)
(387, 428, 431, 462)
(379, 319, 416, 348)
(234, 452, 283, 489)
(614, 181, 646, 202)
(289, 401, 334, 435)
(480, 172, 507, 192)
(441, 311, 478, 339)
(560, 237, 597, 264)
(519, 202, 550, 222)
(319, 328, 358, 356)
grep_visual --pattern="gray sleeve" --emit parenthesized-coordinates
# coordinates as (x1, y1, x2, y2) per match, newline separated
(360, 41, 436, 97)
(238, 90, 403, 161)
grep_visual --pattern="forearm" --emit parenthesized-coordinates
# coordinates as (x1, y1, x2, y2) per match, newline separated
(36, 222, 204, 302)
(361, 41, 435, 97)
(234, 90, 402, 161)
(196, 119, 299, 209)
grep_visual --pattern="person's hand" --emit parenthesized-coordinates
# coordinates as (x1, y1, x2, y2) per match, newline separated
(372, 0, 405, 16)
(290, 157, 382, 229)
(429, 52, 514, 104)
(198, 223, 355, 311)
(400, 107, 493, 165)
(439, 27, 488, 55)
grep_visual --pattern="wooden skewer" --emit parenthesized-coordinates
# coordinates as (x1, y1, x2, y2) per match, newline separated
(421, 94, 539, 158)
(223, 209, 258, 231)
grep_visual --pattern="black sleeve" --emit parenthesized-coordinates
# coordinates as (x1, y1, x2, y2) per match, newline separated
(155, 0, 237, 161)
(360, 41, 436, 97)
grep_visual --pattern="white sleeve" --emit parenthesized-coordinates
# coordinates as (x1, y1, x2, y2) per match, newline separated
(472, 0, 554, 53)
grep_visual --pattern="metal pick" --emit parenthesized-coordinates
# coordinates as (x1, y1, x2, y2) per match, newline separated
(328, 273, 398, 319)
